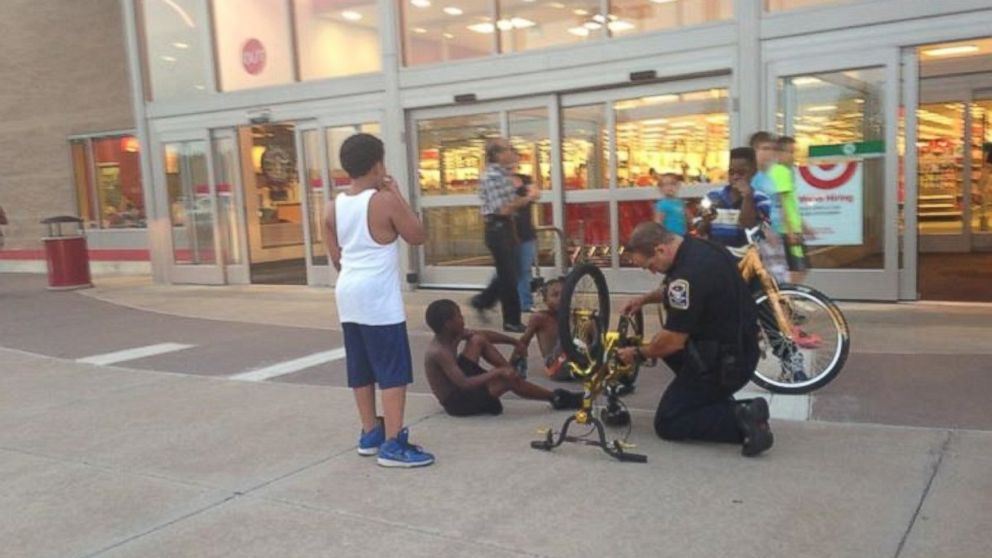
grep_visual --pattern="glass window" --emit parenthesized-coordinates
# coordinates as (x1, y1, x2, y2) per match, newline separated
(71, 141, 97, 228)
(300, 129, 326, 265)
(423, 206, 491, 266)
(609, 0, 732, 35)
(562, 104, 608, 190)
(416, 113, 501, 196)
(508, 108, 552, 190)
(212, 136, 243, 264)
(498, 0, 603, 54)
(402, 0, 494, 66)
(213, 0, 295, 91)
(139, 0, 211, 99)
(70, 135, 146, 229)
(618, 200, 656, 266)
(166, 141, 216, 264)
(615, 88, 729, 188)
(917, 103, 966, 236)
(765, 0, 858, 12)
(778, 68, 886, 269)
(565, 202, 610, 267)
(294, 0, 381, 80)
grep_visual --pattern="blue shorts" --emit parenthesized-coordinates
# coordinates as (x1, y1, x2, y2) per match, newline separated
(342, 322, 413, 389)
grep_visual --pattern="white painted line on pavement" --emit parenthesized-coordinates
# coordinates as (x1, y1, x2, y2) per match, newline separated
(76, 343, 195, 366)
(229, 348, 347, 382)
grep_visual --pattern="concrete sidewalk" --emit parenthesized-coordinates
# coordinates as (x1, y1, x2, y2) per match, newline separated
(2, 346, 990, 558)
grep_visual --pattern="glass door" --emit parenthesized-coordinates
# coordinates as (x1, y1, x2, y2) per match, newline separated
(159, 131, 225, 284)
(561, 77, 731, 292)
(769, 50, 901, 300)
(212, 129, 250, 283)
(410, 97, 559, 287)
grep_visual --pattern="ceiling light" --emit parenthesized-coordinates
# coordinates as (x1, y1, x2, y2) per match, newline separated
(807, 105, 837, 112)
(592, 14, 607, 23)
(923, 45, 979, 57)
(341, 10, 363, 21)
(567, 26, 590, 37)
(608, 20, 635, 32)
(161, 55, 177, 62)
(412, 27, 428, 33)
(644, 94, 679, 104)
(194, 84, 206, 90)
(791, 77, 822, 86)
(510, 17, 535, 28)
(468, 22, 495, 33)
(549, 2, 566, 8)
(651, 0, 677, 3)
(172, 42, 189, 49)
(640, 118, 667, 125)
(443, 6, 463, 15)
(573, 8, 588, 15)
(443, 32, 455, 39)
(411, 0, 431, 7)
(583, 21, 601, 30)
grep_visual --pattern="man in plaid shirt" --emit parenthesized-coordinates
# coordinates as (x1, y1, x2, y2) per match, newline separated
(470, 138, 537, 332)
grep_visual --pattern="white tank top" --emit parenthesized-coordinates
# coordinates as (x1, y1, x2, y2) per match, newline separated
(334, 189, 405, 325)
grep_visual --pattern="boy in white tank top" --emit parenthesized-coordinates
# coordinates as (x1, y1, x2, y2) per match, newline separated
(324, 134, 433, 468)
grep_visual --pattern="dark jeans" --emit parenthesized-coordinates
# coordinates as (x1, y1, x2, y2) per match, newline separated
(653, 348, 758, 444)
(474, 219, 521, 326)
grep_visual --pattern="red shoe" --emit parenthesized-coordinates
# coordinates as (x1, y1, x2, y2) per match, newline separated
(790, 326, 823, 349)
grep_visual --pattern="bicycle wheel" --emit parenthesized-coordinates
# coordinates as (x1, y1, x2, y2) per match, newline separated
(558, 263, 610, 371)
(752, 284, 850, 394)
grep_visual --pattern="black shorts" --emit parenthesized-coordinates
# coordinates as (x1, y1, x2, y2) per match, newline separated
(442, 356, 503, 417)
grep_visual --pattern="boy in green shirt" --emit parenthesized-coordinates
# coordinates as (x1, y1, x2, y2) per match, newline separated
(768, 136, 813, 284)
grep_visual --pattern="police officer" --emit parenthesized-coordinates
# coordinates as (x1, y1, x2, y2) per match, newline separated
(617, 222, 773, 457)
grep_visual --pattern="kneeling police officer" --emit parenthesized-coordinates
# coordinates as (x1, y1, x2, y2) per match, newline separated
(617, 222, 773, 457)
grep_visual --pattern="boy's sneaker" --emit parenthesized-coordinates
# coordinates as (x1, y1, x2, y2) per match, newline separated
(377, 427, 435, 468)
(551, 388, 584, 410)
(357, 417, 385, 456)
(735, 398, 774, 457)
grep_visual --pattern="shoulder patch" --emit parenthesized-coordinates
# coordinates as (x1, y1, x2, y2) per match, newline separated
(667, 279, 690, 310)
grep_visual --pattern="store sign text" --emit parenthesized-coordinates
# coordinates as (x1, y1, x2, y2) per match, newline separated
(796, 162, 863, 246)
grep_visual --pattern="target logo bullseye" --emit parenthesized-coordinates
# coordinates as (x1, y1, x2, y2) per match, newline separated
(798, 162, 858, 190)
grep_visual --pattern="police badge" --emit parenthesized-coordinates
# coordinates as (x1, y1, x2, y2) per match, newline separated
(668, 279, 690, 310)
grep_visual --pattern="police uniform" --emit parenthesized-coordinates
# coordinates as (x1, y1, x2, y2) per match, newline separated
(654, 236, 761, 443)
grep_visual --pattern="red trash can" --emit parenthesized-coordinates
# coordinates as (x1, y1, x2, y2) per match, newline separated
(41, 216, 92, 290)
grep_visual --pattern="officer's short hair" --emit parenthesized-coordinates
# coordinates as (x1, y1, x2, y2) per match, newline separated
(625, 222, 677, 256)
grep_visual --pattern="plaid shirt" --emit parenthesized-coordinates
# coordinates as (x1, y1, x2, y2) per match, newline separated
(478, 164, 516, 216)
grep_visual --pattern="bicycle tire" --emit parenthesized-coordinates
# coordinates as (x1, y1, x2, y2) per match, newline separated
(558, 263, 611, 370)
(752, 283, 850, 394)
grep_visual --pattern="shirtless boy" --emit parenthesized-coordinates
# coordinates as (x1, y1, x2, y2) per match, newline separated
(424, 299, 582, 416)
(516, 279, 572, 381)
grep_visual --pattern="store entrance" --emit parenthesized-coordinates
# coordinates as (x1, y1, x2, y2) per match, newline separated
(916, 39, 992, 301)
(240, 123, 308, 285)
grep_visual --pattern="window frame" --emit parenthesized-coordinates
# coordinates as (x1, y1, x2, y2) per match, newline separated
(67, 130, 147, 231)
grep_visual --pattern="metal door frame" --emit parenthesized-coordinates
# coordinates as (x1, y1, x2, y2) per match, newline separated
(766, 49, 902, 301)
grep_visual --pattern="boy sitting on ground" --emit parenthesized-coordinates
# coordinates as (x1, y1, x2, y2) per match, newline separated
(516, 279, 573, 382)
(424, 299, 583, 417)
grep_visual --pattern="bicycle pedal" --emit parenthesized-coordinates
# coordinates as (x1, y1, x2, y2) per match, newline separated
(616, 441, 637, 450)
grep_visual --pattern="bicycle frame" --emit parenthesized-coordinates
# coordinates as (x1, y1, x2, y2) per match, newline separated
(736, 242, 794, 336)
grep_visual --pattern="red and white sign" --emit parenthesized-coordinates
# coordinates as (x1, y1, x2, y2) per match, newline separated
(796, 161, 863, 246)
(241, 38, 266, 75)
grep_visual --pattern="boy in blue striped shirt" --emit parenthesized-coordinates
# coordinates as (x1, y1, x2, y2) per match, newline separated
(702, 147, 771, 249)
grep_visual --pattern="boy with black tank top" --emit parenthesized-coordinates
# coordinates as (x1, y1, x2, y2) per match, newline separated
(324, 133, 433, 468)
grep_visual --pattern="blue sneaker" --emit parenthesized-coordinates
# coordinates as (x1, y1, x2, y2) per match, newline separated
(357, 417, 385, 456)
(377, 427, 435, 468)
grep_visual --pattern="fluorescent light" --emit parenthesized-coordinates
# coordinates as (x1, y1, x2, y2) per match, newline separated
(411, 0, 431, 7)
(412, 26, 427, 33)
(791, 77, 822, 86)
(341, 10, 363, 21)
(608, 20, 635, 32)
(443, 32, 455, 39)
(583, 21, 601, 30)
(549, 2, 566, 8)
(640, 118, 668, 125)
(510, 17, 535, 28)
(160, 55, 177, 62)
(644, 94, 679, 104)
(567, 26, 590, 37)
(193, 84, 206, 90)
(443, 6, 463, 15)
(468, 22, 495, 33)
(651, 0, 677, 3)
(806, 105, 837, 112)
(573, 8, 588, 15)
(172, 42, 189, 49)
(923, 45, 979, 57)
